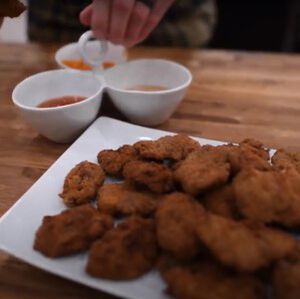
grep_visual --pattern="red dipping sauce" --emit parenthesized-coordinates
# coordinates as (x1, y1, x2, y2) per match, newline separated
(37, 96, 87, 108)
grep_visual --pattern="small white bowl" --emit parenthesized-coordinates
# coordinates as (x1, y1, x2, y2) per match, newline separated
(104, 59, 192, 126)
(55, 41, 127, 71)
(12, 70, 103, 143)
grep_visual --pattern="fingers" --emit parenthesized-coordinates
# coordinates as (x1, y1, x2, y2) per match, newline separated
(108, 0, 135, 44)
(79, 4, 92, 26)
(91, 0, 111, 40)
(139, 0, 174, 41)
(125, 1, 151, 47)
(79, 0, 174, 46)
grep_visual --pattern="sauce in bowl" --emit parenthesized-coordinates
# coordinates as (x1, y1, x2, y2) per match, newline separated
(127, 85, 168, 92)
(62, 59, 115, 71)
(37, 96, 87, 108)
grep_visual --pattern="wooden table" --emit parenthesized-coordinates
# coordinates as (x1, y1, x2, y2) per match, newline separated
(1, 43, 300, 298)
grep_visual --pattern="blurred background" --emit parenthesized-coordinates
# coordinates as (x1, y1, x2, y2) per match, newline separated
(1, 0, 299, 52)
(210, 0, 300, 52)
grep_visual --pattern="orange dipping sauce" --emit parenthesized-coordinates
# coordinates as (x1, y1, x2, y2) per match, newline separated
(127, 85, 168, 92)
(38, 96, 87, 108)
(62, 59, 115, 71)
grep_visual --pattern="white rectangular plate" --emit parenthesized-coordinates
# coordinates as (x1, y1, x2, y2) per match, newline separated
(0, 117, 225, 299)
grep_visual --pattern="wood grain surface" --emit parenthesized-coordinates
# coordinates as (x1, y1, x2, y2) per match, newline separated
(1, 43, 300, 298)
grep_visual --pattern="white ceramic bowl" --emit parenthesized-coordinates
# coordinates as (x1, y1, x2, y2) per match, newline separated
(12, 70, 103, 143)
(55, 41, 127, 71)
(104, 59, 192, 126)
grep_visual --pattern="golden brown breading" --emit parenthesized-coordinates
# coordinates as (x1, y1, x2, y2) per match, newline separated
(0, 0, 26, 17)
(134, 134, 200, 161)
(86, 217, 158, 280)
(227, 141, 271, 174)
(155, 192, 205, 260)
(196, 212, 296, 272)
(202, 140, 270, 174)
(273, 251, 300, 299)
(123, 160, 174, 193)
(240, 138, 270, 160)
(34, 205, 113, 257)
(155, 253, 199, 281)
(97, 183, 157, 216)
(60, 161, 105, 207)
(156, 254, 183, 277)
(97, 145, 138, 177)
(233, 167, 300, 227)
(164, 262, 267, 299)
(272, 149, 300, 173)
(204, 184, 240, 219)
(174, 147, 231, 195)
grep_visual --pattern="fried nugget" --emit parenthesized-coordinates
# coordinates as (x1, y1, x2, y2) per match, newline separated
(60, 161, 105, 207)
(240, 139, 270, 160)
(233, 167, 300, 227)
(86, 216, 158, 280)
(174, 147, 230, 195)
(273, 257, 300, 299)
(202, 140, 270, 174)
(227, 139, 271, 173)
(164, 261, 267, 299)
(0, 0, 26, 18)
(156, 253, 185, 277)
(204, 184, 240, 219)
(155, 192, 205, 260)
(134, 134, 200, 161)
(123, 160, 174, 193)
(196, 213, 296, 272)
(272, 149, 300, 173)
(34, 205, 113, 257)
(97, 145, 138, 177)
(97, 183, 157, 216)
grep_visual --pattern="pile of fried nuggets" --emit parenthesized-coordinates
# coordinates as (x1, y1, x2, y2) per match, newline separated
(34, 134, 300, 299)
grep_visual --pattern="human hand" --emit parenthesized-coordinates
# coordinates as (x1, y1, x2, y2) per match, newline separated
(80, 0, 174, 47)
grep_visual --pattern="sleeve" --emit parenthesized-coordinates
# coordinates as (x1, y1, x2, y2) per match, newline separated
(143, 0, 217, 48)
